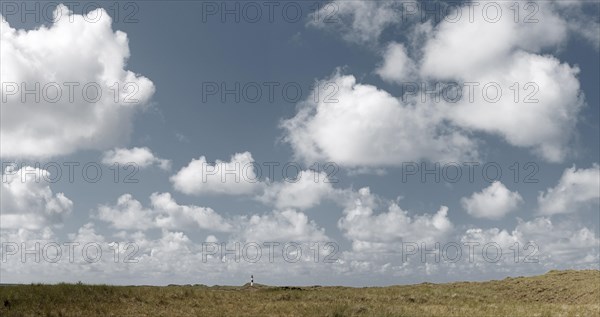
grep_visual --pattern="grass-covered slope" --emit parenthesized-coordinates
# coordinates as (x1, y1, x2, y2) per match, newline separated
(0, 270, 598, 316)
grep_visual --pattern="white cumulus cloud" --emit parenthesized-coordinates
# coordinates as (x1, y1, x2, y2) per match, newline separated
(417, 2, 581, 162)
(170, 152, 262, 195)
(304, 1, 585, 164)
(461, 217, 599, 269)
(102, 147, 171, 170)
(97, 192, 233, 232)
(1, 166, 73, 230)
(282, 72, 478, 167)
(150, 192, 233, 232)
(0, 5, 154, 158)
(236, 209, 329, 243)
(537, 164, 600, 215)
(338, 187, 453, 252)
(257, 170, 336, 210)
(97, 194, 156, 231)
(461, 181, 523, 220)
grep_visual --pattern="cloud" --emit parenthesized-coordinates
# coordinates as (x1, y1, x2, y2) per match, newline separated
(236, 209, 329, 243)
(282, 72, 478, 167)
(96, 186, 332, 243)
(338, 187, 453, 252)
(171, 152, 262, 196)
(257, 170, 336, 210)
(0, 219, 335, 286)
(461, 181, 523, 220)
(419, 2, 568, 80)
(97, 194, 155, 231)
(306, 0, 401, 45)
(0, 5, 154, 158)
(416, 2, 584, 162)
(175, 132, 190, 143)
(437, 52, 582, 163)
(171, 152, 336, 208)
(68, 222, 107, 244)
(4, 201, 598, 286)
(375, 42, 416, 84)
(173, 153, 340, 206)
(414, 2, 582, 162)
(337, 212, 599, 280)
(97, 192, 233, 232)
(305, 1, 585, 164)
(553, 0, 600, 50)
(102, 147, 171, 170)
(461, 217, 599, 269)
(1, 166, 73, 230)
(150, 192, 233, 232)
(537, 164, 600, 215)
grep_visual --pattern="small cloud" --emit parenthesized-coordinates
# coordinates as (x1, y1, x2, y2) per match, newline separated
(537, 164, 600, 215)
(102, 147, 171, 171)
(170, 152, 262, 196)
(461, 181, 522, 220)
(288, 32, 303, 46)
(175, 132, 190, 143)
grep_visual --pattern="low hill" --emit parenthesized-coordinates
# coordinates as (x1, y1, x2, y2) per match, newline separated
(1, 270, 598, 316)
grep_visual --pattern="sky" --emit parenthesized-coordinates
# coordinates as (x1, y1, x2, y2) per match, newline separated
(0, 0, 599, 286)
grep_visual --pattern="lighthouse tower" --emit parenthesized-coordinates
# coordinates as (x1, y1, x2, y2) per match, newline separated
(250, 275, 254, 287)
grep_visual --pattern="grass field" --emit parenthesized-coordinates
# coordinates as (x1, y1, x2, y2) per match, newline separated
(0, 270, 598, 316)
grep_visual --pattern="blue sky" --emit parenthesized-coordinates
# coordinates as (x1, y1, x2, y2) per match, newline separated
(1, 1, 599, 286)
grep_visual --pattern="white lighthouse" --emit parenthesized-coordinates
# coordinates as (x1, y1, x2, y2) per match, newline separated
(250, 275, 254, 287)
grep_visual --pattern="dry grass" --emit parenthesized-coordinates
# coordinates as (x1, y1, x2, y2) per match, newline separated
(1, 270, 598, 316)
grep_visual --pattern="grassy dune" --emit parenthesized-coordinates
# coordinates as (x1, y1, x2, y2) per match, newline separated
(0, 270, 598, 316)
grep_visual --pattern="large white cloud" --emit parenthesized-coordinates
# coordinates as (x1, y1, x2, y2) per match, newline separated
(171, 152, 262, 195)
(282, 73, 478, 167)
(1, 166, 73, 230)
(421, 12, 582, 162)
(413, 2, 582, 162)
(461, 181, 523, 220)
(0, 5, 154, 158)
(537, 164, 600, 215)
(302, 1, 587, 164)
(102, 147, 171, 170)
(450, 53, 581, 162)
